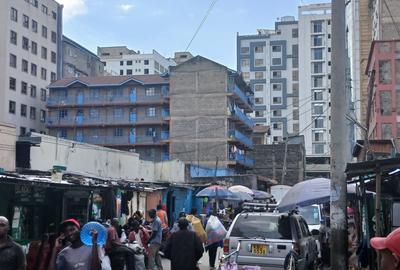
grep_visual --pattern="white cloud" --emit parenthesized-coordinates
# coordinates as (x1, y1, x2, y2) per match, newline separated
(119, 4, 135, 12)
(57, 0, 87, 20)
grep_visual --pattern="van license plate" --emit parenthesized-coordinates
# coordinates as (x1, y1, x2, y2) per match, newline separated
(251, 244, 267, 255)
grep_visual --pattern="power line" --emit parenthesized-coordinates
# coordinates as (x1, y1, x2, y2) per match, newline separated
(185, 0, 219, 51)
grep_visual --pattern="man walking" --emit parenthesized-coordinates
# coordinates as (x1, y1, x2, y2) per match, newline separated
(0, 216, 26, 270)
(164, 218, 204, 270)
(370, 227, 400, 270)
(148, 209, 163, 270)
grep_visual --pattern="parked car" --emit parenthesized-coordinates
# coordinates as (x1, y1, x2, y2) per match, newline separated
(224, 211, 318, 270)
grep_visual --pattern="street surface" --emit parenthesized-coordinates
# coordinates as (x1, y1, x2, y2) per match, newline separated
(161, 248, 222, 270)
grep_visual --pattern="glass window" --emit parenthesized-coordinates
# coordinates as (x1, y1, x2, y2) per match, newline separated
(9, 54, 17, 68)
(51, 72, 56, 82)
(41, 46, 47, 59)
(41, 4, 48, 14)
(379, 60, 392, 84)
(242, 72, 250, 80)
(31, 41, 37, 54)
(9, 101, 16, 114)
(255, 59, 264, 66)
(241, 59, 250, 67)
(272, 45, 281, 52)
(21, 104, 27, 117)
(40, 89, 47, 101)
(89, 109, 99, 118)
(10, 7, 18, 22)
(293, 123, 299, 133)
(147, 107, 156, 117)
(313, 118, 324, 128)
(272, 58, 282, 65)
(273, 110, 282, 117)
(312, 48, 323, 60)
(313, 104, 324, 115)
(313, 144, 325, 154)
(59, 109, 68, 118)
(30, 107, 36, 119)
(380, 91, 392, 116)
(32, 20, 38, 32)
(254, 46, 264, 53)
(312, 62, 323, 74)
(30, 85, 36, 98)
(313, 131, 324, 142)
(273, 97, 282, 104)
(42, 25, 47, 38)
(255, 97, 263, 104)
(52, 11, 57, 19)
(273, 122, 283, 130)
(144, 60, 149, 65)
(379, 43, 391, 53)
(144, 69, 149, 74)
(312, 76, 324, 88)
(126, 69, 132, 75)
(272, 71, 281, 78)
(255, 110, 264, 117)
(31, 63, 37, 76)
(313, 91, 323, 101)
(313, 35, 323, 46)
(10, 30, 17, 45)
(23, 14, 29, 28)
(254, 84, 264, 92)
(114, 108, 124, 118)
(119, 70, 123, 75)
(292, 57, 299, 68)
(293, 70, 299, 81)
(40, 110, 46, 122)
(292, 28, 298, 38)
(146, 127, 157, 137)
(127, 60, 132, 65)
(241, 47, 250, 54)
(21, 81, 28, 94)
(293, 109, 299, 120)
(41, 68, 47, 80)
(51, 31, 56, 43)
(146, 87, 155, 96)
(273, 136, 283, 142)
(22, 37, 29, 50)
(22, 59, 28, 73)
(272, 83, 282, 91)
(9, 77, 16, 90)
(312, 21, 323, 33)
(51, 51, 56, 64)
(114, 128, 123, 137)
(255, 72, 264, 79)
(382, 123, 393, 139)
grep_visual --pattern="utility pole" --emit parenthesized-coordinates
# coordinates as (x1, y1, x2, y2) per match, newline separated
(330, 0, 348, 269)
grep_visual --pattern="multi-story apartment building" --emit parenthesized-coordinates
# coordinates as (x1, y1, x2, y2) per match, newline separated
(62, 36, 104, 78)
(98, 46, 176, 76)
(169, 56, 254, 173)
(237, 16, 299, 144)
(366, 40, 400, 140)
(298, 3, 332, 178)
(46, 75, 170, 161)
(0, 0, 62, 135)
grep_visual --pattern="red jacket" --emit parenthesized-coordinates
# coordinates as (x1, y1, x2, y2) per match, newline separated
(128, 227, 150, 253)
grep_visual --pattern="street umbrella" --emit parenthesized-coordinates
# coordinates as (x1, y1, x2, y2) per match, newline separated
(196, 185, 240, 200)
(277, 178, 363, 212)
(252, 189, 273, 200)
(228, 185, 254, 195)
(232, 191, 253, 201)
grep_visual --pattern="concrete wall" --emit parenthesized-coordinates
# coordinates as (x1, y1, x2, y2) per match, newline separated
(28, 133, 185, 182)
(0, 123, 16, 171)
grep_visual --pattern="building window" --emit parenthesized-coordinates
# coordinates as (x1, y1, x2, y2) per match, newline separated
(254, 84, 264, 92)
(255, 110, 264, 117)
(312, 76, 323, 88)
(21, 81, 28, 94)
(292, 83, 299, 96)
(146, 87, 155, 96)
(22, 36, 29, 50)
(292, 28, 298, 38)
(293, 123, 299, 133)
(58, 128, 67, 138)
(380, 91, 392, 116)
(114, 108, 124, 118)
(273, 122, 283, 130)
(59, 109, 68, 118)
(272, 71, 281, 78)
(23, 14, 29, 28)
(313, 131, 324, 142)
(255, 97, 264, 104)
(292, 57, 299, 68)
(52, 11, 57, 19)
(10, 7, 18, 22)
(293, 109, 299, 120)
(31, 63, 37, 76)
(30, 85, 37, 98)
(382, 123, 393, 139)
(20, 127, 27, 136)
(51, 51, 56, 63)
(273, 136, 283, 142)
(254, 46, 264, 53)
(312, 48, 323, 60)
(379, 60, 392, 84)
(273, 110, 282, 117)
(242, 72, 250, 80)
(10, 30, 17, 45)
(40, 89, 47, 101)
(272, 58, 282, 66)
(51, 31, 56, 43)
(119, 70, 123, 75)
(273, 97, 282, 104)
(144, 69, 149, 74)
(9, 77, 16, 90)
(379, 43, 391, 53)
(42, 25, 47, 38)
(51, 72, 56, 82)
(126, 69, 132, 75)
(147, 107, 156, 117)
(255, 72, 264, 79)
(272, 83, 282, 91)
(22, 59, 28, 73)
(313, 91, 323, 101)
(293, 97, 299, 107)
(313, 35, 323, 46)
(30, 107, 36, 120)
(312, 21, 323, 33)
(146, 127, 157, 137)
(144, 60, 149, 65)
(119, 61, 124, 66)
(312, 62, 323, 74)
(255, 59, 264, 66)
(41, 46, 47, 59)
(272, 45, 281, 52)
(312, 104, 324, 115)
(313, 144, 324, 154)
(32, 20, 38, 32)
(240, 47, 250, 54)
(313, 118, 324, 128)
(40, 110, 46, 122)
(127, 60, 132, 65)
(114, 128, 123, 137)
(9, 54, 17, 68)
(41, 68, 47, 80)
(89, 108, 98, 118)
(21, 104, 27, 117)
(9, 101, 16, 114)
(31, 41, 37, 54)
(41, 4, 48, 14)
(241, 59, 250, 67)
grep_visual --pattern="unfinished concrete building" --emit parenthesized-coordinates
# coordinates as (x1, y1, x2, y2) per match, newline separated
(169, 56, 254, 173)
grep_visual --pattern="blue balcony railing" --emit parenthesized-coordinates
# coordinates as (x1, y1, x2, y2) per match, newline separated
(229, 152, 254, 167)
(228, 129, 253, 148)
(161, 152, 170, 161)
(47, 114, 169, 126)
(232, 107, 254, 128)
(72, 134, 169, 146)
(228, 85, 253, 109)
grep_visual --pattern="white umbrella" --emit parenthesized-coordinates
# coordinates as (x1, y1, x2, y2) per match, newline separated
(229, 185, 254, 195)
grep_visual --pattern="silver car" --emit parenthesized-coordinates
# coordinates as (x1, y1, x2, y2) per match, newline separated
(223, 211, 318, 270)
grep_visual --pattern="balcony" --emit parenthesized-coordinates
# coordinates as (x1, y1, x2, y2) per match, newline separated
(228, 129, 253, 149)
(161, 152, 170, 161)
(229, 152, 254, 167)
(228, 85, 253, 112)
(230, 107, 254, 129)
(73, 134, 169, 146)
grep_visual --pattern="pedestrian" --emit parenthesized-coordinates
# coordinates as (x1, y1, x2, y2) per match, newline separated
(164, 218, 204, 270)
(170, 212, 193, 233)
(48, 218, 101, 270)
(370, 227, 400, 270)
(0, 216, 26, 270)
(128, 220, 150, 270)
(148, 209, 164, 270)
(187, 208, 208, 243)
(205, 213, 224, 270)
(156, 204, 169, 229)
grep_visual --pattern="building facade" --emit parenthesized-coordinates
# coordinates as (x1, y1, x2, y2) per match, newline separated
(169, 56, 254, 173)
(46, 75, 170, 161)
(366, 40, 400, 140)
(98, 46, 176, 76)
(62, 36, 104, 78)
(0, 0, 62, 135)
(237, 16, 299, 143)
(298, 3, 332, 178)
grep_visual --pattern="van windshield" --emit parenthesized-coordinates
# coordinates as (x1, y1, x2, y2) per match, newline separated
(299, 206, 320, 225)
(230, 215, 292, 240)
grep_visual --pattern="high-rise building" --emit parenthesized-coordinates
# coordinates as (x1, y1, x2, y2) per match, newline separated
(46, 75, 170, 161)
(169, 56, 254, 173)
(237, 16, 299, 144)
(62, 36, 104, 78)
(98, 46, 176, 76)
(0, 0, 62, 135)
(298, 3, 332, 178)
